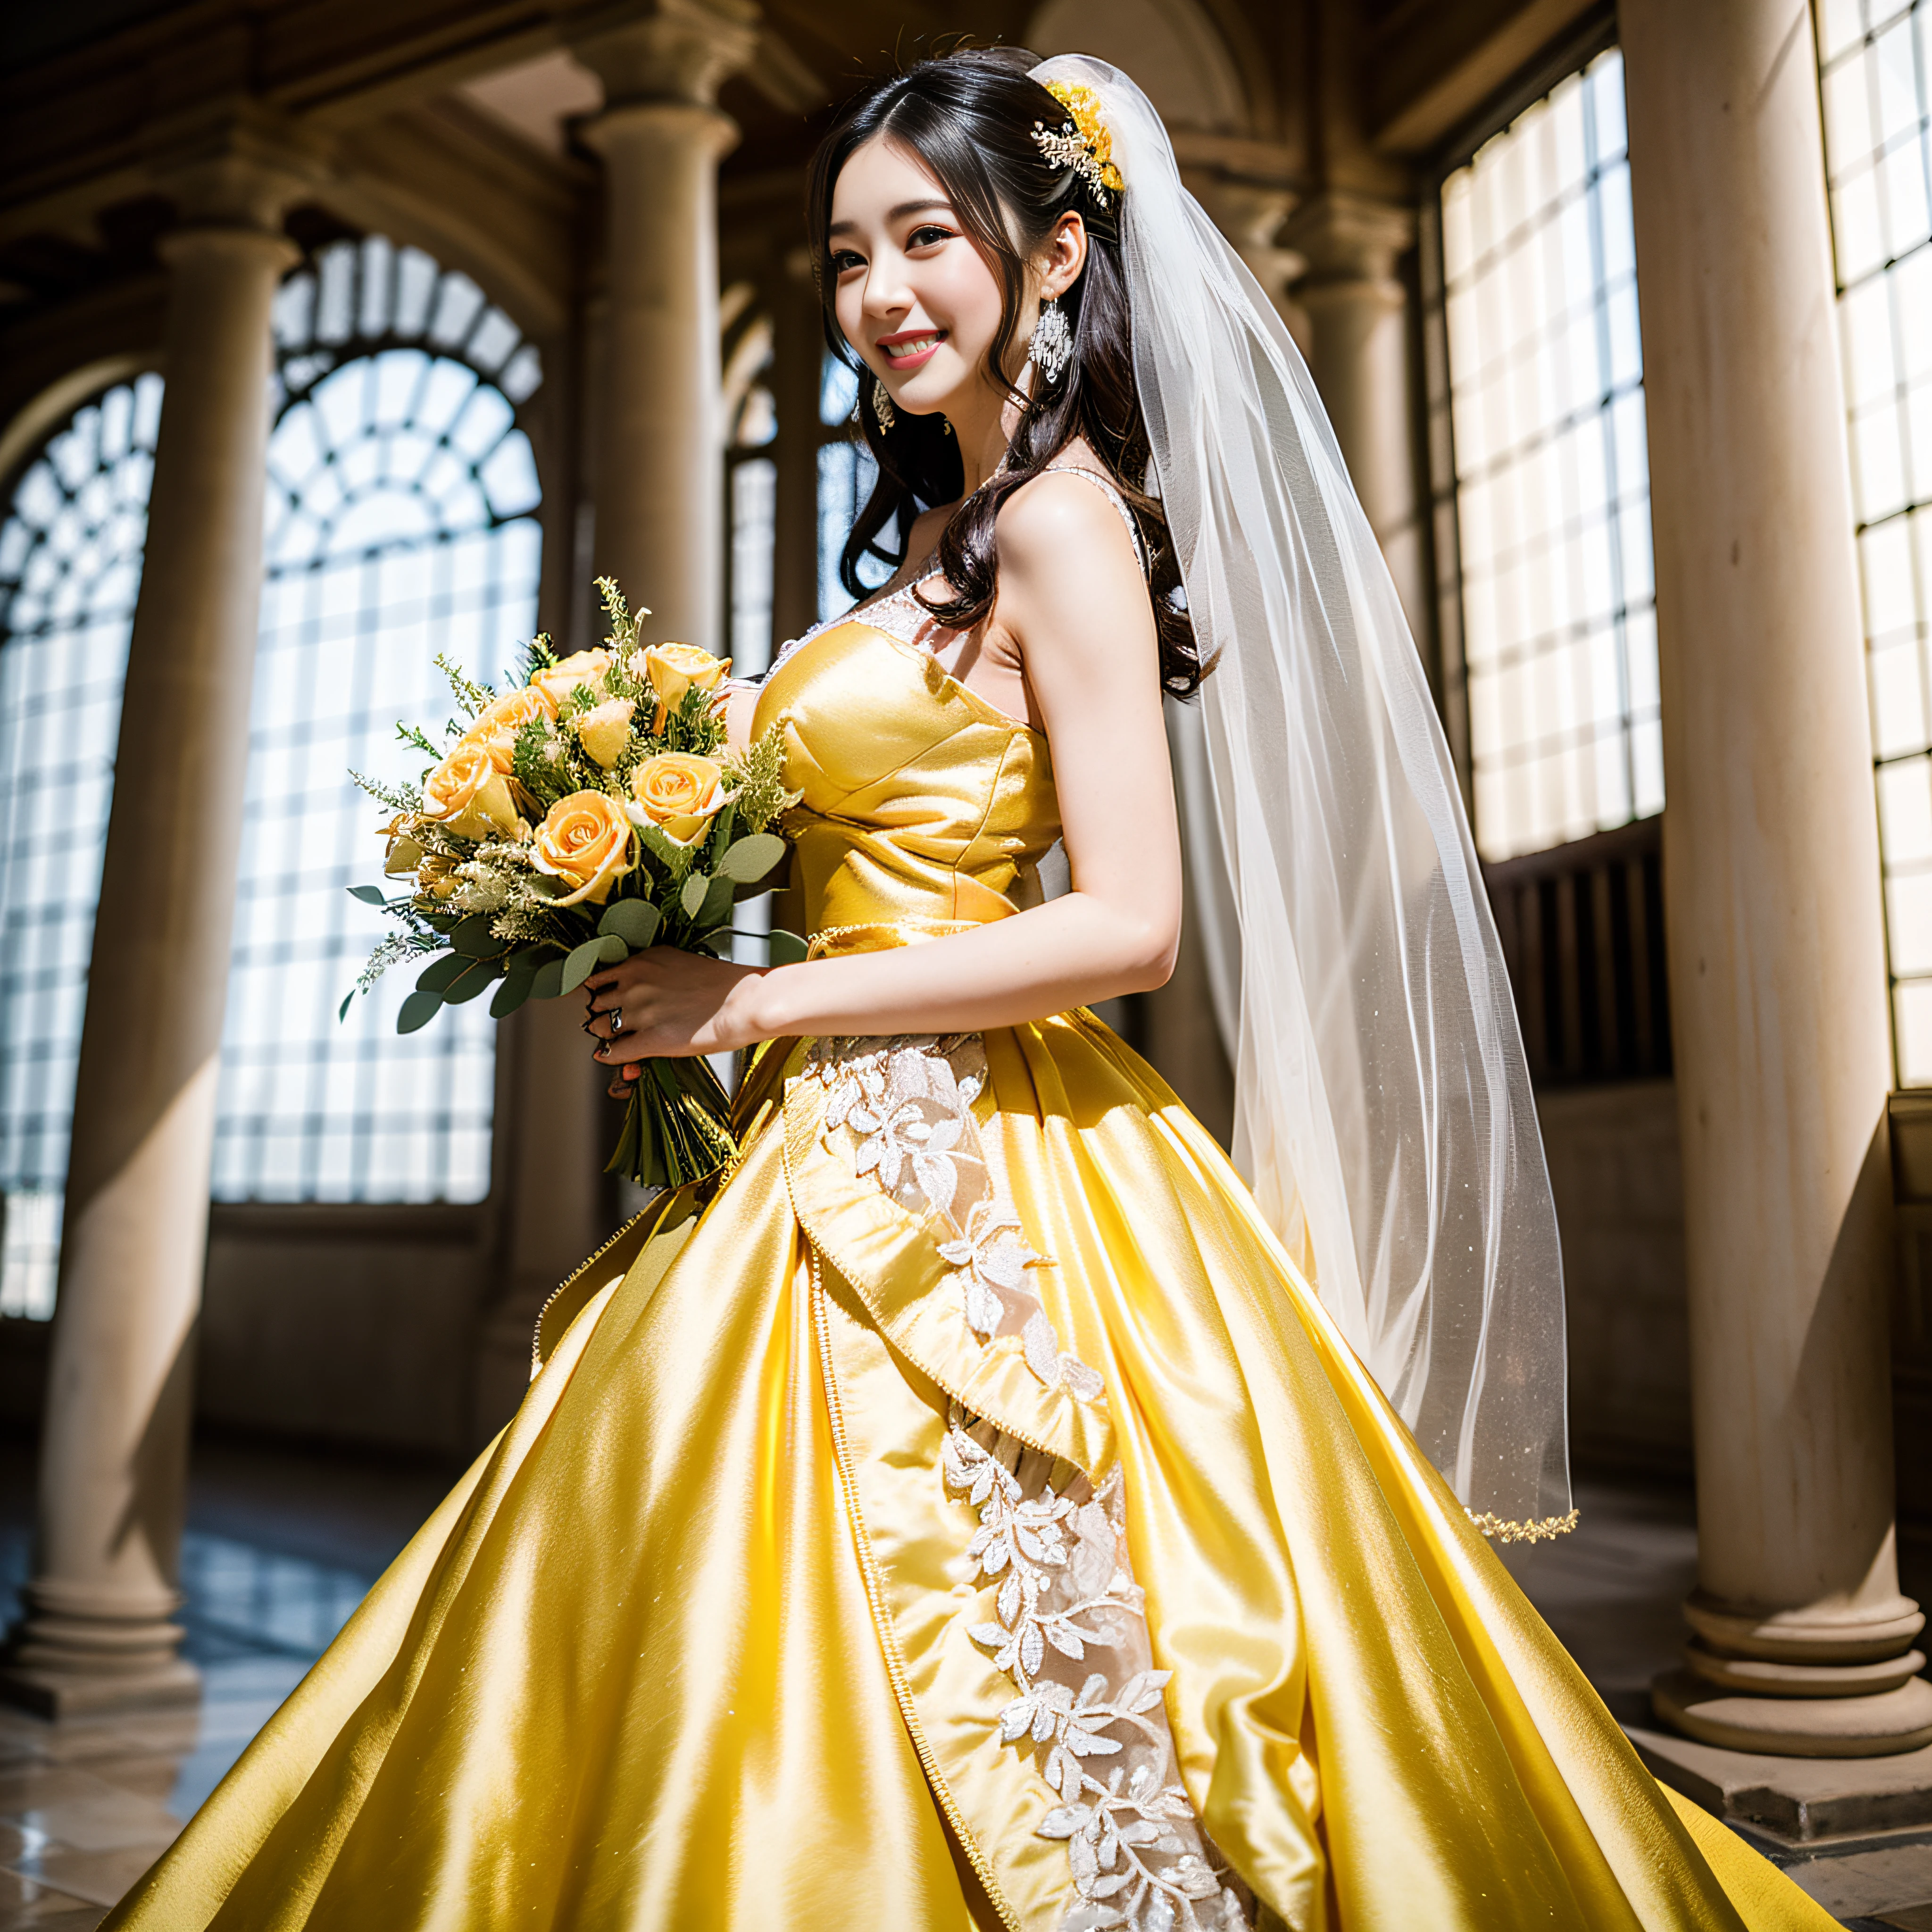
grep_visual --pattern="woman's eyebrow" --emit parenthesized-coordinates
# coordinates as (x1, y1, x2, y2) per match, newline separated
(827, 199, 956, 237)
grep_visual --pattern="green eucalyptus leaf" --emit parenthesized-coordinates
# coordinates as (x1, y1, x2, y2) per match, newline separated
(766, 928, 810, 966)
(450, 912, 498, 958)
(680, 871, 711, 919)
(596, 932, 630, 964)
(598, 898, 662, 949)
(716, 833, 788, 884)
(696, 873, 735, 929)
(490, 972, 534, 1019)
(416, 952, 466, 993)
(443, 960, 500, 1004)
(348, 883, 388, 905)
(530, 958, 566, 1001)
(397, 988, 443, 1034)
(634, 820, 693, 873)
(560, 937, 609, 995)
(338, 988, 357, 1022)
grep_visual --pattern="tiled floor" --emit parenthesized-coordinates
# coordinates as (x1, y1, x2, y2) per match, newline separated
(0, 1437, 1928, 1928)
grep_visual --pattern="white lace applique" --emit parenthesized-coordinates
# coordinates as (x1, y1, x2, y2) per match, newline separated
(943, 1415, 1252, 1932)
(805, 1035, 1105, 1403)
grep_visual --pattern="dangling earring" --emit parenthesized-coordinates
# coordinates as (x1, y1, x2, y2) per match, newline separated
(871, 375, 896, 432)
(1028, 296, 1073, 385)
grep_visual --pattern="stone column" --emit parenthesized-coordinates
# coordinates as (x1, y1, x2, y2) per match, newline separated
(770, 246, 825, 654)
(0, 163, 300, 1717)
(1623, 0, 1932, 1756)
(574, 0, 760, 652)
(1283, 192, 1428, 645)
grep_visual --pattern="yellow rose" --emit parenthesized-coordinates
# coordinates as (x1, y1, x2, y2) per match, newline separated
(462, 684, 556, 775)
(531, 649, 612, 712)
(629, 752, 726, 844)
(381, 812, 425, 876)
(575, 696, 636, 769)
(533, 790, 634, 907)
(422, 742, 521, 841)
(641, 642, 731, 716)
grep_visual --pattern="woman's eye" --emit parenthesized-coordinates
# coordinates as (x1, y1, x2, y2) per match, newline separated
(907, 225, 954, 250)
(829, 250, 865, 276)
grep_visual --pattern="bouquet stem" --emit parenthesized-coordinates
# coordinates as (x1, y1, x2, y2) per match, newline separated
(606, 1055, 739, 1190)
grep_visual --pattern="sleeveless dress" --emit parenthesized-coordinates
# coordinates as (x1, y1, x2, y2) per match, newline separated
(102, 538, 1838, 1931)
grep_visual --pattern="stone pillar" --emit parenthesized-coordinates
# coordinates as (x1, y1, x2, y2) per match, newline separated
(0, 164, 300, 1717)
(1283, 192, 1428, 644)
(575, 0, 760, 652)
(1191, 179, 1307, 353)
(1623, 0, 1932, 1756)
(771, 246, 825, 653)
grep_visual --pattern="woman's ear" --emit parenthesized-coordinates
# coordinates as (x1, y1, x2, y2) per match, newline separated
(1038, 212, 1089, 302)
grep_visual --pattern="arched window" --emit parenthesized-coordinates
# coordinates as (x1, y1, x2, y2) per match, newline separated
(215, 236, 543, 1201)
(0, 375, 161, 1315)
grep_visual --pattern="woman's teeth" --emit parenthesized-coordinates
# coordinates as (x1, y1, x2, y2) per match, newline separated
(889, 335, 939, 355)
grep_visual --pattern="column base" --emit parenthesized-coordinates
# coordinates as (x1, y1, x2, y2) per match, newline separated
(1627, 1719, 1932, 1841)
(1653, 1666, 1932, 1757)
(0, 1654, 201, 1719)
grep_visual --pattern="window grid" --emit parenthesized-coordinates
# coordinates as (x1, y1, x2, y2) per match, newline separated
(817, 356, 890, 622)
(0, 373, 161, 1315)
(216, 236, 543, 1202)
(1817, 0, 1932, 1082)
(1435, 47, 1660, 863)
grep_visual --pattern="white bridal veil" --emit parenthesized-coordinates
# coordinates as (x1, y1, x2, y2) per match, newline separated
(1034, 55, 1573, 1534)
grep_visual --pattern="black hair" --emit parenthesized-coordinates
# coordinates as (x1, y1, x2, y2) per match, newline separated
(803, 45, 1202, 698)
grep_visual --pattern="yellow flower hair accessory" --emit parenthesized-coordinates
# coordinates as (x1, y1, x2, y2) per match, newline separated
(1032, 80, 1124, 206)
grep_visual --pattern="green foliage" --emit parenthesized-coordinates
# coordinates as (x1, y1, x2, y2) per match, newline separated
(397, 721, 440, 762)
(596, 575, 646, 653)
(512, 716, 574, 811)
(716, 833, 787, 885)
(522, 632, 559, 682)
(599, 897, 662, 949)
(722, 726, 800, 834)
(437, 652, 494, 717)
(350, 768, 419, 816)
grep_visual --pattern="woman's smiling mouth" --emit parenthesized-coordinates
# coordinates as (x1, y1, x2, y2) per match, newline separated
(877, 330, 945, 370)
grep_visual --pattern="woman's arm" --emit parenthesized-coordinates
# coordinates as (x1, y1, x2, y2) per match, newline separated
(589, 472, 1182, 1060)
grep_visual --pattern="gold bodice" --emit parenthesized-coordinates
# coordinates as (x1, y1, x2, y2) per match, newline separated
(752, 618, 1061, 957)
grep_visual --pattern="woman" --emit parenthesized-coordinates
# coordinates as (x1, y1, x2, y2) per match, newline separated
(107, 49, 1836, 1932)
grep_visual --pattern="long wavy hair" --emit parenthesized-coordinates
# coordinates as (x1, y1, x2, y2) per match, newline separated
(804, 46, 1202, 697)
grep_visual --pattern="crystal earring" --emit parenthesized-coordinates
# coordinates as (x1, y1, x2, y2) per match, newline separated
(1028, 297, 1073, 385)
(871, 375, 896, 432)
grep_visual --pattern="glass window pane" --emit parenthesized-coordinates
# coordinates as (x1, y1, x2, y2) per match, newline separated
(1823, 1, 1932, 1082)
(0, 372, 161, 1315)
(1439, 48, 1658, 861)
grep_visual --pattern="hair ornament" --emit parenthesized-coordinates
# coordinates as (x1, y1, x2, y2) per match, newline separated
(1032, 79, 1124, 206)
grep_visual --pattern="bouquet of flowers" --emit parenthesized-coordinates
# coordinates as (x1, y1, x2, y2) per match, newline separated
(345, 579, 799, 1190)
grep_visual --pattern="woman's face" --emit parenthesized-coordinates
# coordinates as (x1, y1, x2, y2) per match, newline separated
(827, 135, 1012, 426)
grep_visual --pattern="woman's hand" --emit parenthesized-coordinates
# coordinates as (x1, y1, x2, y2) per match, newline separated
(583, 949, 765, 1090)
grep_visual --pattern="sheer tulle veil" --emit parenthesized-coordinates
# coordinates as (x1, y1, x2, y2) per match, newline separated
(1034, 54, 1573, 1535)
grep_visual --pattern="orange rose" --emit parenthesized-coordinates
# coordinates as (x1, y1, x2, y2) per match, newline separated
(640, 642, 731, 724)
(575, 697, 636, 769)
(532, 649, 612, 712)
(422, 742, 520, 841)
(462, 684, 556, 775)
(533, 790, 634, 907)
(629, 752, 726, 844)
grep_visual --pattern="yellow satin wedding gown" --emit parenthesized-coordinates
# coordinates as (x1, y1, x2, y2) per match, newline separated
(105, 606, 1837, 1932)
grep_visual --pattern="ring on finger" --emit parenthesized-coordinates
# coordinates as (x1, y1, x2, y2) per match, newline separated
(608, 1006, 625, 1036)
